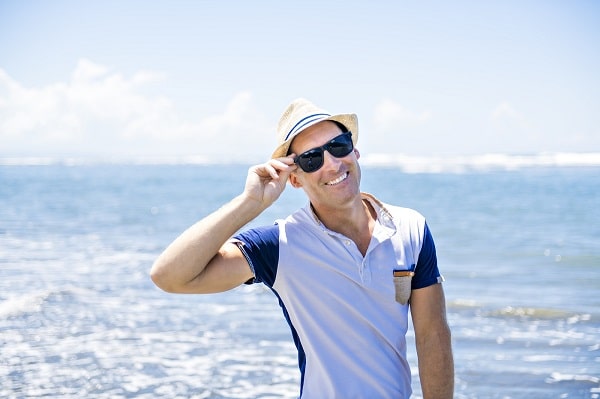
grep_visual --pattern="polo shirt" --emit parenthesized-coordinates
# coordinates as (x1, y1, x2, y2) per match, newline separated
(233, 193, 442, 398)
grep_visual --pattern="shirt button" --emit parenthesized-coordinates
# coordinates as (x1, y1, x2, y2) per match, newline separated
(345, 240, 351, 246)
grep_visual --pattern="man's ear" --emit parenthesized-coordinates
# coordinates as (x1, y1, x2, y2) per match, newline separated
(289, 172, 302, 188)
(354, 148, 361, 159)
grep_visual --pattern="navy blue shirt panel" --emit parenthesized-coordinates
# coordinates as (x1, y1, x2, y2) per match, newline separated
(411, 222, 440, 289)
(233, 224, 279, 287)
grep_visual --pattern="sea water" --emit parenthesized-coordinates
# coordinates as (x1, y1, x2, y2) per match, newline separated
(0, 162, 598, 398)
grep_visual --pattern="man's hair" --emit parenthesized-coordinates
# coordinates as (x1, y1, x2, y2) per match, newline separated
(332, 121, 349, 133)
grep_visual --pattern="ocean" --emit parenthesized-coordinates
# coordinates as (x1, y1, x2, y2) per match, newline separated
(0, 159, 598, 398)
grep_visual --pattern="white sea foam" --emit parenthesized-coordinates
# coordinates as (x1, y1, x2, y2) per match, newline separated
(361, 152, 600, 173)
(546, 372, 600, 384)
(0, 292, 47, 318)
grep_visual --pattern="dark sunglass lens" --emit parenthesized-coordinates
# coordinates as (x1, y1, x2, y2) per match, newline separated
(298, 150, 323, 173)
(327, 136, 353, 158)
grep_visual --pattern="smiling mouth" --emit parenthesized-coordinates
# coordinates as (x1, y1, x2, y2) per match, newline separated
(325, 172, 349, 186)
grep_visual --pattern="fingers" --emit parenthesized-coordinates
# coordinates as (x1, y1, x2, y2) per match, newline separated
(244, 156, 298, 206)
(270, 154, 296, 169)
(272, 154, 297, 175)
(257, 155, 297, 180)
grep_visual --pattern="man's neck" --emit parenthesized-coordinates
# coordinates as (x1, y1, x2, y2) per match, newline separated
(311, 196, 377, 256)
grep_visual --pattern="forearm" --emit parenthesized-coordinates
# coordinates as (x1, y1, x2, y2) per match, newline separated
(416, 322, 454, 399)
(150, 193, 264, 292)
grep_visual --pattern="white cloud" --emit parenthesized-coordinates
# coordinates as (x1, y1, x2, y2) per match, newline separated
(0, 59, 172, 149)
(192, 91, 272, 160)
(485, 101, 545, 153)
(489, 101, 534, 136)
(372, 99, 432, 131)
(0, 59, 270, 160)
(491, 101, 520, 121)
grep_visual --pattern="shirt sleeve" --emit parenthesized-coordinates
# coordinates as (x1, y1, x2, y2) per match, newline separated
(232, 224, 279, 287)
(411, 222, 442, 289)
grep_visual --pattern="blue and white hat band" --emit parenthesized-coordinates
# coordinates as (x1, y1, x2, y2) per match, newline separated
(285, 113, 331, 141)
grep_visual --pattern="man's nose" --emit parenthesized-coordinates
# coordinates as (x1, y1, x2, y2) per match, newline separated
(321, 150, 343, 171)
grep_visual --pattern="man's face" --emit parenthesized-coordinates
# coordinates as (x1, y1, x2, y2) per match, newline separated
(288, 121, 361, 210)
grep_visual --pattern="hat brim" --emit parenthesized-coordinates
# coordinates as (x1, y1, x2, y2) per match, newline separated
(271, 113, 358, 159)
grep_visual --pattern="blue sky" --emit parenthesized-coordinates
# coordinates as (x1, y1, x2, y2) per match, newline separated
(1, 1, 599, 162)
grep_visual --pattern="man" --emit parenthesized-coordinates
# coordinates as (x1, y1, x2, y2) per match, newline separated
(151, 98, 454, 398)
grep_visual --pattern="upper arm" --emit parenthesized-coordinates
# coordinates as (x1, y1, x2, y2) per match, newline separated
(410, 283, 449, 334)
(410, 283, 454, 398)
(182, 223, 280, 293)
(179, 242, 254, 294)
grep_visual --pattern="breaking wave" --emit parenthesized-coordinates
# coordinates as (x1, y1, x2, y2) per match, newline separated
(361, 152, 600, 173)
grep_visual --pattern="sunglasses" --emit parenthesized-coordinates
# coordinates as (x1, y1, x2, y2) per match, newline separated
(293, 132, 354, 173)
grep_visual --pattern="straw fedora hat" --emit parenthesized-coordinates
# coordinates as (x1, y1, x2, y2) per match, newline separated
(272, 98, 359, 158)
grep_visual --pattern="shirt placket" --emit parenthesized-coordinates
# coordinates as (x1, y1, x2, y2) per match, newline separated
(311, 199, 396, 284)
(334, 233, 366, 282)
(363, 213, 396, 286)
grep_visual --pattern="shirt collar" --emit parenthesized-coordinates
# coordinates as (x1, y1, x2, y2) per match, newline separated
(305, 192, 397, 234)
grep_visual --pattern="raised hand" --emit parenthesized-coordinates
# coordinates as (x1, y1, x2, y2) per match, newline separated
(244, 155, 297, 209)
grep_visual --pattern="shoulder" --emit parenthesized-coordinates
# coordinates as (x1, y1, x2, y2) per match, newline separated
(234, 224, 279, 247)
(384, 203, 425, 223)
(366, 194, 426, 230)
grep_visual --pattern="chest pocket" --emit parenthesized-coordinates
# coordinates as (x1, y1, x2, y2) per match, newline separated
(367, 234, 416, 304)
(391, 228, 419, 304)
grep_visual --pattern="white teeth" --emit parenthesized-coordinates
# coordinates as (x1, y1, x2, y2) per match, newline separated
(325, 172, 348, 186)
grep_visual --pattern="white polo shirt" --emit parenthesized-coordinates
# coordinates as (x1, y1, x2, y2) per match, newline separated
(234, 193, 442, 398)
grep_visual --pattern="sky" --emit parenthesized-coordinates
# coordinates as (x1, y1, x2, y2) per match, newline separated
(1, 0, 599, 162)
